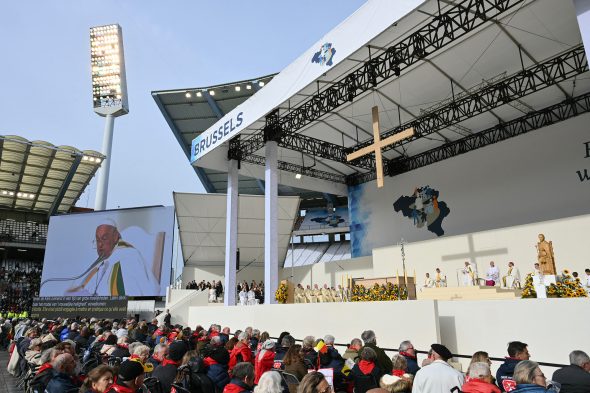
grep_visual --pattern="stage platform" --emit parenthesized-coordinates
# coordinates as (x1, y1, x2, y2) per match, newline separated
(417, 285, 521, 300)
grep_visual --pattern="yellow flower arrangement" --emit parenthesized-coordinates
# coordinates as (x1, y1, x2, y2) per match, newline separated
(522, 269, 587, 298)
(351, 282, 408, 302)
(275, 282, 289, 304)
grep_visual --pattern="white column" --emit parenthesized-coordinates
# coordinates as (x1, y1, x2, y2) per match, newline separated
(94, 114, 115, 211)
(224, 160, 239, 306)
(264, 141, 278, 304)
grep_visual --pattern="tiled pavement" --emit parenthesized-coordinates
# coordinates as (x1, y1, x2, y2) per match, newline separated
(0, 351, 24, 393)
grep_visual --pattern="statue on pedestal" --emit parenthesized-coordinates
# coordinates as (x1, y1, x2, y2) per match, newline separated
(536, 234, 557, 275)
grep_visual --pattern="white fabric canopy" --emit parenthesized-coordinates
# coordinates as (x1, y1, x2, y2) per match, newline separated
(173, 192, 300, 267)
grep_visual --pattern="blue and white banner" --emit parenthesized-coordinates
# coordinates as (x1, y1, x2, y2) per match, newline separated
(190, 0, 424, 162)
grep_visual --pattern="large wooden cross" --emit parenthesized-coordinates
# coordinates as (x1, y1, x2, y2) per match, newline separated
(346, 106, 415, 188)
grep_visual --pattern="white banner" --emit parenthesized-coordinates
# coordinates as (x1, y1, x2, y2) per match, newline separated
(191, 0, 424, 162)
(40, 206, 174, 297)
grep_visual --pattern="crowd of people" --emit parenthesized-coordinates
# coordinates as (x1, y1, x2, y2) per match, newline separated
(1, 315, 589, 393)
(0, 259, 42, 316)
(185, 281, 224, 303)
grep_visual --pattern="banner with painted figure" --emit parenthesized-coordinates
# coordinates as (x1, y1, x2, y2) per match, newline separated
(349, 114, 590, 257)
(40, 206, 174, 297)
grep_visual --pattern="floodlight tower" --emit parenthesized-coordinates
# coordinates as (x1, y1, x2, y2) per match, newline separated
(90, 24, 129, 211)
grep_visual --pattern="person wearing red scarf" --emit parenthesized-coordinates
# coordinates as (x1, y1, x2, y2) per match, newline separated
(254, 340, 276, 384)
(350, 347, 385, 393)
(152, 341, 188, 393)
(229, 332, 254, 372)
(398, 340, 421, 375)
(463, 362, 501, 393)
(224, 362, 255, 393)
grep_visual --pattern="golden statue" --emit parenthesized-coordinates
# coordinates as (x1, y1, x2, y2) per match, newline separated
(536, 234, 556, 275)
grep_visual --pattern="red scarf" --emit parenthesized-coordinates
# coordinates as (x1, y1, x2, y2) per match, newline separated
(161, 358, 181, 367)
(36, 363, 52, 375)
(129, 354, 140, 360)
(358, 360, 375, 375)
(203, 357, 218, 366)
(399, 351, 416, 360)
(392, 369, 405, 377)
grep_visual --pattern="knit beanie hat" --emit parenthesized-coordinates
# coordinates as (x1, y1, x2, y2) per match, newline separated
(168, 340, 188, 361)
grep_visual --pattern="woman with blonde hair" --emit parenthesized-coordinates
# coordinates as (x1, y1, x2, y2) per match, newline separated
(298, 372, 331, 393)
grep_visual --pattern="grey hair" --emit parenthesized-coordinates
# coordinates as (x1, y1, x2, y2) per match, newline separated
(281, 335, 295, 348)
(252, 329, 260, 338)
(253, 370, 282, 393)
(513, 360, 540, 384)
(154, 343, 168, 354)
(127, 342, 141, 355)
(398, 340, 413, 352)
(360, 347, 377, 361)
(350, 338, 362, 347)
(570, 350, 590, 367)
(324, 335, 335, 345)
(361, 330, 376, 345)
(132, 344, 151, 357)
(302, 336, 315, 349)
(52, 353, 73, 373)
(238, 331, 250, 341)
(211, 336, 222, 345)
(62, 339, 76, 350)
(468, 362, 492, 379)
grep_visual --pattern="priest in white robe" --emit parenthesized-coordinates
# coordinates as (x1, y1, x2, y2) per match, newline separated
(461, 262, 475, 286)
(485, 261, 500, 286)
(502, 262, 520, 288)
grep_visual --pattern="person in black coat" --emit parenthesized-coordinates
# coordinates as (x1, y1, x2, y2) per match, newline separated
(398, 340, 420, 375)
(497, 341, 530, 392)
(350, 347, 385, 393)
(552, 350, 590, 393)
(152, 341, 189, 393)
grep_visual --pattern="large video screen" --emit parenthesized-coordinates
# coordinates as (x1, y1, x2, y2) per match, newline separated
(40, 206, 174, 297)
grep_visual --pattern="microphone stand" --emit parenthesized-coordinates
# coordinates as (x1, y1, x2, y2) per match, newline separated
(40, 255, 105, 290)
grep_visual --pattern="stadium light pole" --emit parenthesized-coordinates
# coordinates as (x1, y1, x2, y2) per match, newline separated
(90, 24, 129, 211)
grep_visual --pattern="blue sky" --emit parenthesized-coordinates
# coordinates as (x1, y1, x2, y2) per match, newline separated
(0, 1, 366, 210)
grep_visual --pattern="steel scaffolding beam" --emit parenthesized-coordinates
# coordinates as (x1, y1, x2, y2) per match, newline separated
(230, 0, 527, 160)
(347, 91, 590, 185)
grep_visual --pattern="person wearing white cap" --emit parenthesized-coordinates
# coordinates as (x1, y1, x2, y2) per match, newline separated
(66, 218, 160, 296)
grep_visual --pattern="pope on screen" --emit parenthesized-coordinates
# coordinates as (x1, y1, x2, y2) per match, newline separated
(65, 218, 160, 296)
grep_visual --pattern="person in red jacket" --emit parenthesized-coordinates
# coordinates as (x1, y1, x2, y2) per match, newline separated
(463, 362, 501, 393)
(229, 332, 253, 372)
(254, 340, 276, 384)
(224, 362, 255, 393)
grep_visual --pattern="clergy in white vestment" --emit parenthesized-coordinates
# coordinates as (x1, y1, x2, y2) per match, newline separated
(584, 269, 590, 287)
(502, 262, 520, 288)
(423, 273, 435, 290)
(461, 262, 475, 286)
(412, 344, 464, 393)
(247, 288, 256, 305)
(238, 288, 247, 306)
(434, 268, 446, 287)
(485, 261, 500, 286)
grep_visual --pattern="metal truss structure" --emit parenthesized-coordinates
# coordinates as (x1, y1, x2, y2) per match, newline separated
(347, 91, 590, 185)
(241, 154, 346, 183)
(229, 0, 527, 161)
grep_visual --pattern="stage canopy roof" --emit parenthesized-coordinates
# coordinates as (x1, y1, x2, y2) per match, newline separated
(173, 192, 299, 268)
(152, 75, 345, 207)
(0, 135, 104, 215)
(190, 0, 590, 195)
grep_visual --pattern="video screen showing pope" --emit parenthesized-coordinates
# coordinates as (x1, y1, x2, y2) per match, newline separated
(39, 206, 174, 297)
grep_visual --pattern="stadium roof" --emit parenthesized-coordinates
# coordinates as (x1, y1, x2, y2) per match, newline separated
(0, 135, 104, 215)
(152, 74, 347, 207)
(190, 0, 589, 194)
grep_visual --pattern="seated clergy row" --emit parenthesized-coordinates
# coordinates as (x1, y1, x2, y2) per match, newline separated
(293, 284, 348, 303)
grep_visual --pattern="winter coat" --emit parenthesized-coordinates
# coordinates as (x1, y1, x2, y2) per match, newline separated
(400, 352, 420, 375)
(255, 350, 276, 384)
(204, 357, 231, 391)
(496, 358, 521, 392)
(151, 360, 180, 393)
(511, 384, 551, 393)
(362, 343, 393, 373)
(229, 342, 253, 371)
(552, 364, 590, 393)
(44, 372, 79, 393)
(350, 360, 384, 393)
(462, 378, 502, 393)
(223, 379, 253, 393)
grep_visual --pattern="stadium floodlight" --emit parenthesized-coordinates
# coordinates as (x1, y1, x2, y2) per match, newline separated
(90, 23, 128, 211)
